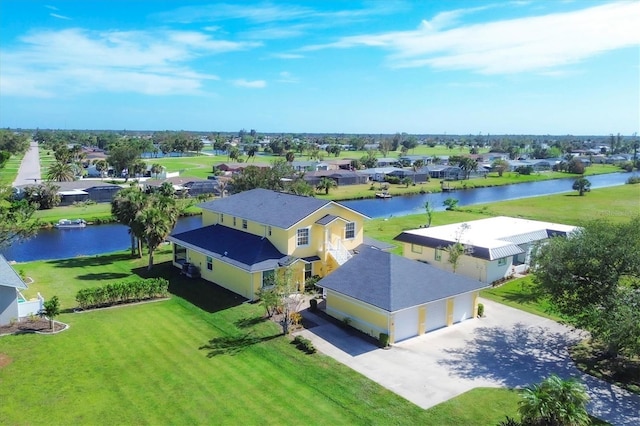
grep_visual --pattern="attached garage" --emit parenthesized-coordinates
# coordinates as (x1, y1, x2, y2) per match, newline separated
(425, 300, 447, 332)
(452, 292, 475, 324)
(393, 307, 419, 342)
(317, 246, 489, 344)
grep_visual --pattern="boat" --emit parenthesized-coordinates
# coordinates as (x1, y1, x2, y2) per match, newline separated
(55, 219, 87, 229)
(375, 192, 392, 199)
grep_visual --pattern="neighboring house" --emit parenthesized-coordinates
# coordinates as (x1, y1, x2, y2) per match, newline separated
(168, 189, 369, 300)
(426, 165, 463, 180)
(394, 216, 577, 284)
(376, 158, 400, 167)
(0, 255, 43, 326)
(303, 170, 368, 187)
(215, 162, 271, 174)
(316, 245, 488, 343)
(15, 181, 123, 205)
(357, 167, 405, 182)
(145, 177, 221, 197)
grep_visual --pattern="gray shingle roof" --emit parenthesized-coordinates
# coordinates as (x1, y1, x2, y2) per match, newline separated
(317, 246, 487, 312)
(198, 189, 342, 229)
(0, 255, 27, 289)
(168, 224, 289, 272)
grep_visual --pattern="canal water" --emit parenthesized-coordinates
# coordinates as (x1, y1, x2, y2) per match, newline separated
(1, 172, 634, 262)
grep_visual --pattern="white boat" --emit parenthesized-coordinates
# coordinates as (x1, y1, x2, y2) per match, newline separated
(375, 192, 392, 199)
(55, 219, 87, 229)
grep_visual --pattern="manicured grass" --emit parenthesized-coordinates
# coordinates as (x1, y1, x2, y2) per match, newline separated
(0, 154, 23, 185)
(480, 277, 563, 322)
(2, 251, 522, 425)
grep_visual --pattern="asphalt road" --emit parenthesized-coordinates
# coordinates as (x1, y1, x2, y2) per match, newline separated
(13, 140, 42, 186)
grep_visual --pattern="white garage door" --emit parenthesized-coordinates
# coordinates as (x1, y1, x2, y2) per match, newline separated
(393, 307, 419, 342)
(453, 292, 474, 324)
(425, 300, 447, 332)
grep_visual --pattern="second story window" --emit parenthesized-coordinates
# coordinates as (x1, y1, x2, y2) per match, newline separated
(297, 228, 310, 246)
(242, 219, 247, 229)
(220, 213, 224, 223)
(345, 222, 355, 239)
(233, 217, 237, 227)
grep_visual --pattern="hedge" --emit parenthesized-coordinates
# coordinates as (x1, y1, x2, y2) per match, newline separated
(76, 278, 169, 310)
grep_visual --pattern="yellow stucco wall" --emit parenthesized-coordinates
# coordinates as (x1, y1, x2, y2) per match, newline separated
(186, 249, 257, 300)
(402, 242, 491, 282)
(325, 292, 389, 338)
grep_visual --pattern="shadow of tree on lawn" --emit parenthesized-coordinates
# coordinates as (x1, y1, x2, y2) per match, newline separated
(199, 333, 280, 357)
(75, 272, 130, 281)
(235, 316, 267, 329)
(47, 252, 132, 268)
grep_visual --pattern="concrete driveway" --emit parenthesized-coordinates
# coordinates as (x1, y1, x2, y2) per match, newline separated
(297, 298, 640, 426)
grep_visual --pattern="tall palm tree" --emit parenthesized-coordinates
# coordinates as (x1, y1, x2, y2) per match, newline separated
(150, 163, 164, 179)
(93, 159, 109, 179)
(136, 195, 179, 270)
(111, 187, 146, 256)
(47, 161, 76, 182)
(518, 375, 590, 426)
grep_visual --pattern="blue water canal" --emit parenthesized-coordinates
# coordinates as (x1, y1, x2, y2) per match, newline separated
(1, 172, 634, 262)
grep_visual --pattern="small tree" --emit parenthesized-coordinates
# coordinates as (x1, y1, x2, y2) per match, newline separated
(424, 201, 434, 228)
(447, 224, 469, 273)
(443, 197, 459, 210)
(316, 177, 337, 195)
(401, 177, 412, 187)
(256, 267, 303, 335)
(491, 159, 509, 177)
(40, 295, 60, 330)
(572, 177, 591, 196)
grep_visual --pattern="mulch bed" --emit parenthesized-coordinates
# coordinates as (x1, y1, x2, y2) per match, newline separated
(0, 317, 66, 336)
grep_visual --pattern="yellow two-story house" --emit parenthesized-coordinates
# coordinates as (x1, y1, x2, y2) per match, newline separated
(168, 188, 368, 300)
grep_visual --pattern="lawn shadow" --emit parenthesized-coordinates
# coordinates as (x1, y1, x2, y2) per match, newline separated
(438, 322, 582, 388)
(235, 316, 267, 329)
(199, 333, 280, 357)
(132, 261, 245, 314)
(75, 272, 130, 281)
(47, 252, 132, 268)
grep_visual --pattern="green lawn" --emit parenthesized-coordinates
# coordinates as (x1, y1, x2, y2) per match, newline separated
(0, 154, 23, 185)
(1, 249, 522, 425)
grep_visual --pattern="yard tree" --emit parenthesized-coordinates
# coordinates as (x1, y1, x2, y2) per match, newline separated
(518, 375, 590, 426)
(111, 186, 147, 256)
(316, 177, 337, 195)
(46, 161, 76, 182)
(40, 295, 61, 330)
(401, 177, 412, 188)
(150, 163, 163, 179)
(447, 224, 470, 273)
(443, 197, 459, 210)
(491, 159, 509, 177)
(531, 217, 640, 356)
(572, 177, 591, 196)
(22, 183, 61, 210)
(136, 194, 180, 270)
(255, 267, 303, 334)
(0, 185, 38, 247)
(424, 200, 434, 227)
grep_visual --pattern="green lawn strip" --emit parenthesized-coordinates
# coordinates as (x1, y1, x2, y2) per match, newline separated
(0, 154, 23, 185)
(460, 183, 640, 225)
(480, 277, 563, 321)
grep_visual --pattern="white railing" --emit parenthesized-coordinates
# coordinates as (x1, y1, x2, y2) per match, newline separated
(18, 292, 44, 318)
(326, 239, 352, 265)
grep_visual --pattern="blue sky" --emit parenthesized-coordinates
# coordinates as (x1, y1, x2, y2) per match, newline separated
(0, 1, 638, 135)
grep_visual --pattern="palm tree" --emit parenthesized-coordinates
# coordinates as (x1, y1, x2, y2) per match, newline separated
(316, 177, 337, 195)
(572, 178, 591, 196)
(93, 159, 109, 179)
(47, 161, 76, 182)
(136, 195, 179, 270)
(111, 187, 146, 256)
(150, 163, 164, 179)
(518, 375, 590, 426)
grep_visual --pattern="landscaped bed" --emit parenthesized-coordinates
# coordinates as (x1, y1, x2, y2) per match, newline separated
(0, 317, 66, 335)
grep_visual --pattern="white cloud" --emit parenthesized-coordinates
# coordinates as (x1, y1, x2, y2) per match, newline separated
(277, 71, 298, 83)
(44, 5, 58, 11)
(303, 2, 640, 75)
(232, 79, 267, 88)
(272, 53, 304, 59)
(0, 28, 260, 97)
(50, 13, 71, 20)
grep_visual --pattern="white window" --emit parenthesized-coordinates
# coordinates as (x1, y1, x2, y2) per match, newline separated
(220, 213, 224, 223)
(498, 258, 507, 266)
(206, 256, 213, 271)
(435, 248, 442, 261)
(242, 219, 247, 229)
(262, 270, 275, 288)
(268, 226, 272, 236)
(297, 228, 310, 246)
(304, 263, 313, 280)
(411, 244, 422, 254)
(345, 222, 355, 239)
(233, 217, 237, 227)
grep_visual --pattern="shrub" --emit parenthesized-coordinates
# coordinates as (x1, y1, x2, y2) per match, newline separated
(515, 165, 534, 175)
(292, 335, 316, 354)
(384, 175, 400, 185)
(477, 303, 485, 318)
(309, 298, 318, 312)
(304, 275, 321, 293)
(75, 278, 169, 310)
(379, 333, 390, 348)
(626, 175, 640, 184)
(342, 317, 352, 328)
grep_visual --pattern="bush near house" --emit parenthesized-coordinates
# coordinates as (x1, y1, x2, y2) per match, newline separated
(75, 278, 169, 309)
(292, 335, 316, 354)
